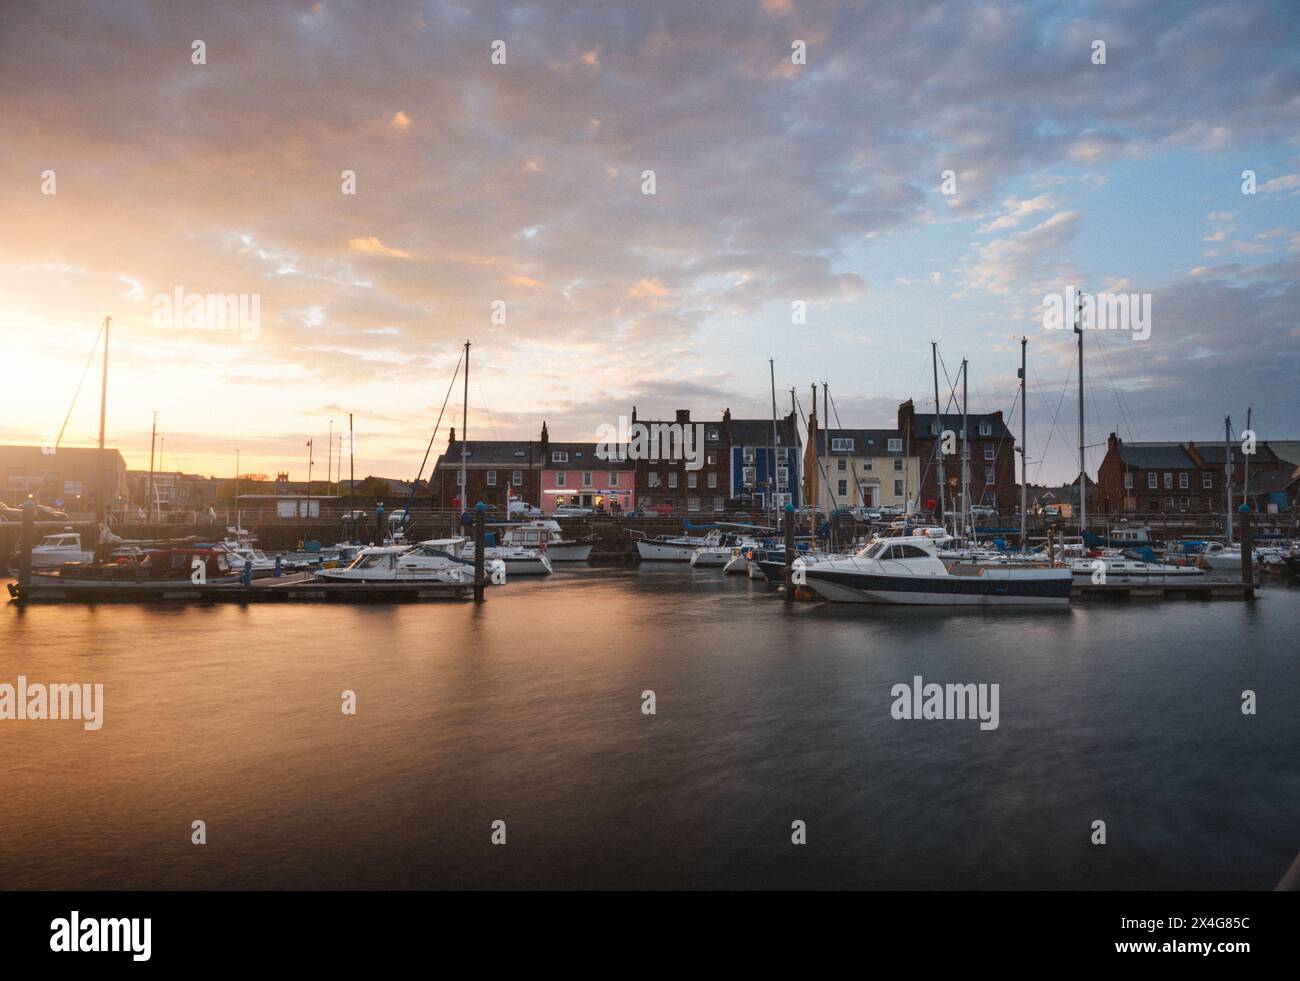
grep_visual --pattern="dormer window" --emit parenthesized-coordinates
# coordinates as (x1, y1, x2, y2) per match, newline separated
(552, 451, 568, 463)
(979, 422, 992, 436)
(831, 437, 854, 452)
(887, 438, 902, 452)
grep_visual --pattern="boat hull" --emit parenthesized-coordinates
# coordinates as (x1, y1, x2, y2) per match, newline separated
(635, 541, 698, 561)
(689, 549, 732, 568)
(545, 544, 593, 562)
(804, 568, 1073, 606)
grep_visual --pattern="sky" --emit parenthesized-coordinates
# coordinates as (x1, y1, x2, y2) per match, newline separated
(1, 0, 1297, 485)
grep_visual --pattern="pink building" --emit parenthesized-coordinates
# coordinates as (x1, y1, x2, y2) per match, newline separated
(539, 442, 635, 513)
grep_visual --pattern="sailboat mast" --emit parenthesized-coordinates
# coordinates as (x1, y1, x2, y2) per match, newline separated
(1224, 415, 1233, 541)
(1244, 406, 1252, 521)
(461, 340, 470, 509)
(1075, 289, 1086, 535)
(961, 358, 969, 538)
(932, 341, 945, 525)
(97, 316, 110, 535)
(769, 358, 779, 526)
(147, 411, 157, 524)
(1019, 337, 1027, 548)
(348, 412, 355, 521)
(327, 418, 333, 491)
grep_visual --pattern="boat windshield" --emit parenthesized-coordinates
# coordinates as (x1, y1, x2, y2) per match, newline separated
(857, 541, 887, 559)
(409, 546, 455, 560)
(348, 553, 392, 570)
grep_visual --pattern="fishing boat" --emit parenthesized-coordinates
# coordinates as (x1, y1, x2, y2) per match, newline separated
(499, 520, 594, 561)
(30, 547, 239, 587)
(796, 534, 1073, 606)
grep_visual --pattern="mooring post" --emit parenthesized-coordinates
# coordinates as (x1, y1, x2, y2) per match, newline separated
(1239, 502, 1254, 597)
(473, 501, 486, 602)
(19, 499, 34, 590)
(783, 502, 795, 604)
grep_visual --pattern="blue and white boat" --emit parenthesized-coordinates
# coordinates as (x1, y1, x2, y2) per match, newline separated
(798, 534, 1072, 607)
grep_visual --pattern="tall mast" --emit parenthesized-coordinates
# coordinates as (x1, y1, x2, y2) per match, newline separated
(306, 439, 313, 502)
(461, 340, 470, 508)
(1075, 288, 1086, 535)
(809, 383, 818, 549)
(1224, 415, 1233, 541)
(769, 358, 779, 524)
(327, 418, 333, 492)
(1244, 406, 1252, 521)
(348, 412, 355, 523)
(932, 341, 945, 525)
(97, 316, 111, 536)
(961, 358, 969, 539)
(1019, 337, 1028, 548)
(147, 411, 157, 523)
(234, 448, 240, 530)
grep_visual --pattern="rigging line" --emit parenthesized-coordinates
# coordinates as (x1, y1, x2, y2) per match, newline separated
(55, 322, 105, 449)
(472, 369, 502, 442)
(1033, 343, 1078, 486)
(409, 350, 465, 491)
(1094, 331, 1139, 444)
(791, 393, 845, 511)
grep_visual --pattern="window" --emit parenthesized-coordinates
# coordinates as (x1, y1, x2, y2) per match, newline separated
(668, 472, 678, 489)
(838, 480, 848, 496)
(1205, 496, 1213, 511)
(894, 480, 904, 496)
(1147, 473, 1158, 490)
(608, 472, 618, 487)
(648, 473, 661, 488)
(582, 472, 592, 487)
(1179, 496, 1189, 510)
(1164, 497, 1174, 510)
(1163, 473, 1173, 490)
(887, 438, 902, 452)
(743, 449, 755, 464)
(486, 470, 497, 486)
(713, 496, 725, 512)
(861, 459, 872, 471)
(832, 437, 855, 452)
(742, 467, 755, 486)
(893, 458, 904, 472)
(979, 422, 992, 436)
(984, 446, 995, 461)
(1202, 473, 1213, 489)
(552, 451, 568, 463)
(707, 472, 717, 489)
(1178, 472, 1188, 490)
(838, 458, 847, 471)
(706, 451, 717, 466)
(513, 450, 526, 458)
(707, 428, 720, 441)
(556, 472, 566, 487)
(456, 471, 465, 486)
(1124, 472, 1133, 490)
(777, 467, 789, 485)
(688, 473, 697, 489)
(687, 496, 700, 512)
(512, 470, 522, 486)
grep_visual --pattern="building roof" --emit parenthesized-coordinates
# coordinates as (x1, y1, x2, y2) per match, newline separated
(1190, 442, 1281, 467)
(727, 417, 801, 447)
(1113, 441, 1197, 469)
(436, 440, 542, 468)
(0, 444, 127, 470)
(541, 442, 636, 469)
(906, 412, 1013, 440)
(1268, 441, 1300, 467)
(815, 428, 905, 454)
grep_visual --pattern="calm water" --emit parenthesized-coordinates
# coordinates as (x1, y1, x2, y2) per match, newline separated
(1, 568, 1297, 890)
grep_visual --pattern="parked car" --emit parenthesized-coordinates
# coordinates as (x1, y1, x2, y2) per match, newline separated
(553, 505, 594, 517)
(35, 504, 70, 521)
(651, 505, 674, 515)
(851, 506, 882, 521)
(732, 511, 751, 520)
(0, 503, 23, 522)
(970, 505, 999, 519)
(876, 505, 903, 517)
(507, 500, 543, 518)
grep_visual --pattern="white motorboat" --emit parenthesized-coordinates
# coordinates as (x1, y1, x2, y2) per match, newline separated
(500, 520, 594, 562)
(632, 531, 711, 561)
(1200, 542, 1242, 572)
(458, 538, 553, 576)
(797, 535, 1073, 607)
(314, 542, 501, 583)
(1064, 553, 1205, 584)
(30, 531, 95, 568)
(690, 533, 756, 568)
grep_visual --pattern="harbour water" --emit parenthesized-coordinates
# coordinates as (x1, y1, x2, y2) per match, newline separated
(1, 569, 1296, 890)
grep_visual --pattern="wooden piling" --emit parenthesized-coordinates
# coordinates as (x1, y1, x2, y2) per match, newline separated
(473, 502, 486, 602)
(1240, 503, 1254, 598)
(18, 500, 34, 588)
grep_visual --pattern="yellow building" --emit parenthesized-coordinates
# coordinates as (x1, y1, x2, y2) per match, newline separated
(812, 429, 920, 513)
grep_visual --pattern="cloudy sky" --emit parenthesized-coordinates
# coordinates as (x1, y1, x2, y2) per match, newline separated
(2, 0, 1297, 485)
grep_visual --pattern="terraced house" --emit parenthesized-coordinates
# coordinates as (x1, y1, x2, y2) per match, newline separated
(811, 428, 918, 513)
(724, 409, 802, 514)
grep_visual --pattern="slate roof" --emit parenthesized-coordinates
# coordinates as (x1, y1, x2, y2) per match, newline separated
(1113, 441, 1197, 469)
(907, 412, 1013, 440)
(814, 428, 905, 455)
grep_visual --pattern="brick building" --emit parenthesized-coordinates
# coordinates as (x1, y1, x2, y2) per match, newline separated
(898, 400, 1018, 515)
(431, 424, 546, 510)
(630, 408, 730, 513)
(0, 443, 127, 512)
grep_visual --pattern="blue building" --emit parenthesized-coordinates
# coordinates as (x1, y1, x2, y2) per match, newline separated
(723, 410, 801, 511)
